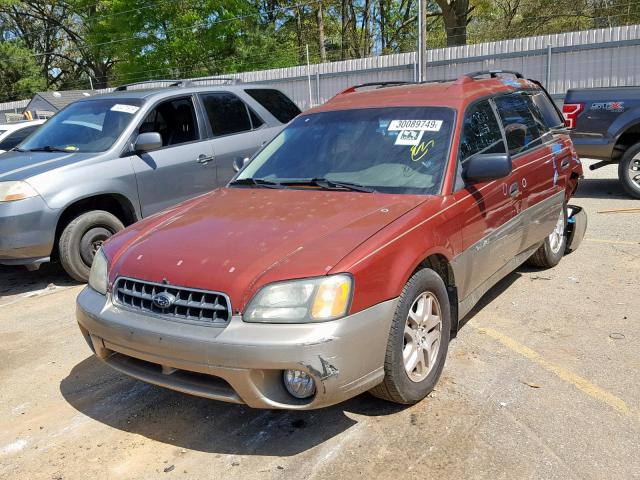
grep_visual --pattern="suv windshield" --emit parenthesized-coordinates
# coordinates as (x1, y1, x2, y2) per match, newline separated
(18, 98, 143, 153)
(236, 107, 455, 195)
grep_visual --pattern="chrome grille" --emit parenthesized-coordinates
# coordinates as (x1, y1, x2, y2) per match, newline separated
(112, 277, 231, 325)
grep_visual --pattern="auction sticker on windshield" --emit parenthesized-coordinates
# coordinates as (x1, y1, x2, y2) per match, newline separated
(394, 129, 424, 146)
(110, 104, 140, 114)
(388, 120, 442, 131)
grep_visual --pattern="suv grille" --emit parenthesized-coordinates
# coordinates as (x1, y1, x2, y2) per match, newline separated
(112, 278, 231, 325)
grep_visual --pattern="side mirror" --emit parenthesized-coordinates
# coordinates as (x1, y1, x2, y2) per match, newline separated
(233, 157, 250, 173)
(463, 153, 512, 183)
(134, 132, 162, 153)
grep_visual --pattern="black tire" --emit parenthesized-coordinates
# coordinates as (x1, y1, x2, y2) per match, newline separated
(58, 210, 124, 282)
(618, 143, 640, 199)
(370, 268, 451, 404)
(527, 204, 567, 269)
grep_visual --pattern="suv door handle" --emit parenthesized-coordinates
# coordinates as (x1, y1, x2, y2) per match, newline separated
(197, 154, 214, 165)
(509, 182, 519, 197)
(560, 158, 570, 169)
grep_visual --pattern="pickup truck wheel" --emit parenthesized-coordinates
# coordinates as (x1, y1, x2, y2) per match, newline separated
(370, 268, 451, 404)
(619, 144, 640, 199)
(59, 210, 124, 282)
(527, 205, 567, 268)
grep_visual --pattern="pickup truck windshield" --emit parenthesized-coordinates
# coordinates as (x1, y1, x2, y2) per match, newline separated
(237, 106, 455, 195)
(18, 98, 143, 153)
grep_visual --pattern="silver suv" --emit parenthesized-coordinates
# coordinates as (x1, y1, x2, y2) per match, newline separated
(0, 79, 300, 281)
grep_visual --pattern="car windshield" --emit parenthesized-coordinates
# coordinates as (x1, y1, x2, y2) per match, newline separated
(236, 106, 455, 195)
(18, 98, 143, 153)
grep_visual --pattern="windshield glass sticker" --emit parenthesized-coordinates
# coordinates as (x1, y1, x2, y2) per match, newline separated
(388, 120, 442, 132)
(110, 104, 140, 114)
(395, 129, 424, 145)
(411, 139, 436, 162)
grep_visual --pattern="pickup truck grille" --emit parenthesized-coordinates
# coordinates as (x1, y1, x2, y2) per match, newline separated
(112, 277, 231, 325)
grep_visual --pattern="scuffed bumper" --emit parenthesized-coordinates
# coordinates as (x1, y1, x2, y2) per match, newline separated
(566, 204, 587, 253)
(76, 287, 398, 409)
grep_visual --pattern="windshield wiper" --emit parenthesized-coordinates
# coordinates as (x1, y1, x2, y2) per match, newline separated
(229, 177, 288, 189)
(24, 146, 71, 152)
(284, 178, 376, 193)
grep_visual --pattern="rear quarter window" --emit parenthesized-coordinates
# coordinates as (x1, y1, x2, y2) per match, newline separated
(244, 89, 301, 124)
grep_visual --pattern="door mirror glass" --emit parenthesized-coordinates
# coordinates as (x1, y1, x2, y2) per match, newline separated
(463, 153, 512, 183)
(134, 132, 162, 152)
(233, 157, 250, 172)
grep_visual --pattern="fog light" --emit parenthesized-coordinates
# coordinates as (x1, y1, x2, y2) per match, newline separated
(283, 369, 316, 399)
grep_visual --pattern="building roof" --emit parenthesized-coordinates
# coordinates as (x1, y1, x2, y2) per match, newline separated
(26, 90, 95, 112)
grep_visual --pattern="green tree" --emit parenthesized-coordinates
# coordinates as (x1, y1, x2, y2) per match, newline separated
(0, 41, 45, 102)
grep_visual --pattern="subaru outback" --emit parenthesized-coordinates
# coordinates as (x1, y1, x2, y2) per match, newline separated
(76, 71, 587, 409)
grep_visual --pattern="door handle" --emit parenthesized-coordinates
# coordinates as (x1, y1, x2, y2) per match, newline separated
(509, 182, 519, 197)
(197, 154, 214, 165)
(560, 158, 570, 169)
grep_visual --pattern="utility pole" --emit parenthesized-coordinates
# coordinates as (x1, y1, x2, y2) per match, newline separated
(417, 0, 427, 82)
(306, 44, 313, 108)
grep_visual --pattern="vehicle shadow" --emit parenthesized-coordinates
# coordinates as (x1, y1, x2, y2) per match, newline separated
(0, 262, 78, 299)
(573, 176, 629, 200)
(459, 269, 522, 327)
(60, 355, 405, 456)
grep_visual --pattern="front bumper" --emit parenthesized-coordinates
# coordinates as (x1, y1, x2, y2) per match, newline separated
(0, 196, 58, 265)
(76, 287, 398, 409)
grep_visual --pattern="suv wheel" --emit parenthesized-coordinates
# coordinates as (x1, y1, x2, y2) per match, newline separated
(59, 210, 124, 282)
(619, 143, 640, 199)
(527, 204, 567, 268)
(370, 268, 451, 404)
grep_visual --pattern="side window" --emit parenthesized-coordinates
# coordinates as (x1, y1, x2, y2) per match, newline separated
(0, 126, 39, 150)
(249, 108, 264, 129)
(459, 100, 506, 162)
(494, 92, 547, 155)
(244, 89, 301, 123)
(530, 92, 563, 128)
(138, 97, 198, 147)
(201, 93, 252, 137)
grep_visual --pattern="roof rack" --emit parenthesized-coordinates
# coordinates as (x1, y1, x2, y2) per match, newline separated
(114, 79, 182, 91)
(463, 69, 524, 80)
(337, 81, 414, 96)
(114, 76, 242, 91)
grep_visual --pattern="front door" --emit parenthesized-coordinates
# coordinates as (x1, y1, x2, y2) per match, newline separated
(130, 96, 217, 217)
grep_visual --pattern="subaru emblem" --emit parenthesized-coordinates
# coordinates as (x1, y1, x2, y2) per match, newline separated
(152, 292, 176, 309)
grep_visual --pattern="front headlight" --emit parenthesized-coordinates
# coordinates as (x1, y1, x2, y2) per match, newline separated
(244, 274, 353, 323)
(88, 249, 108, 295)
(0, 181, 39, 202)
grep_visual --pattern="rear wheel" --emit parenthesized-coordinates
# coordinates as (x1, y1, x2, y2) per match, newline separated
(59, 210, 124, 282)
(370, 268, 451, 404)
(527, 205, 567, 268)
(619, 143, 640, 199)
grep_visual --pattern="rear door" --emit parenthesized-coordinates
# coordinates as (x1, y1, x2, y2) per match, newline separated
(199, 92, 277, 187)
(130, 95, 217, 217)
(452, 99, 520, 301)
(493, 91, 565, 253)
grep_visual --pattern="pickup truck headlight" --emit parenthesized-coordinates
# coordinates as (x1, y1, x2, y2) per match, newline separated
(88, 249, 108, 295)
(244, 274, 352, 323)
(0, 181, 39, 202)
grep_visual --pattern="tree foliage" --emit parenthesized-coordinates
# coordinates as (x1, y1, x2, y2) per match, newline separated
(0, 40, 46, 102)
(1, 0, 640, 100)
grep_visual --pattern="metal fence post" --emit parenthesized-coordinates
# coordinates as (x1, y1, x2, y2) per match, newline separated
(315, 71, 321, 106)
(546, 44, 553, 91)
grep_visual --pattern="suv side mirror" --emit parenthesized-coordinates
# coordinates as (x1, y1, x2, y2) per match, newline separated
(233, 157, 250, 173)
(463, 153, 512, 183)
(134, 132, 162, 152)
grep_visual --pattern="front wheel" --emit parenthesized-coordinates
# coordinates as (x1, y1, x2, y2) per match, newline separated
(527, 204, 567, 268)
(58, 210, 124, 282)
(370, 268, 451, 404)
(619, 144, 640, 199)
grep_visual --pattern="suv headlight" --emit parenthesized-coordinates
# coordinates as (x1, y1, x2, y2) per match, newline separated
(244, 274, 353, 323)
(0, 181, 39, 202)
(88, 249, 108, 295)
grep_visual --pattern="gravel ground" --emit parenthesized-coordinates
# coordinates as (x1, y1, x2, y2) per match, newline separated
(1, 160, 639, 480)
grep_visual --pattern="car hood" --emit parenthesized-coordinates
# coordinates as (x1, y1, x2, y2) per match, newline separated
(105, 187, 428, 310)
(0, 150, 96, 182)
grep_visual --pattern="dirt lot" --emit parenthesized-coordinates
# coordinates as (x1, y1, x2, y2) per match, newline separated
(1, 161, 639, 480)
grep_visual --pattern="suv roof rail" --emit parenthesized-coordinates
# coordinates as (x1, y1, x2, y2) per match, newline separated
(463, 70, 524, 80)
(114, 79, 182, 91)
(180, 76, 242, 86)
(337, 81, 414, 96)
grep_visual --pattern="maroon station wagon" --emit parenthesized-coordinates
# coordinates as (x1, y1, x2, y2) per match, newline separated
(76, 70, 587, 410)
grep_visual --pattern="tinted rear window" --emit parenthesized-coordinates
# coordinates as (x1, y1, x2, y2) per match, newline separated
(244, 89, 301, 123)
